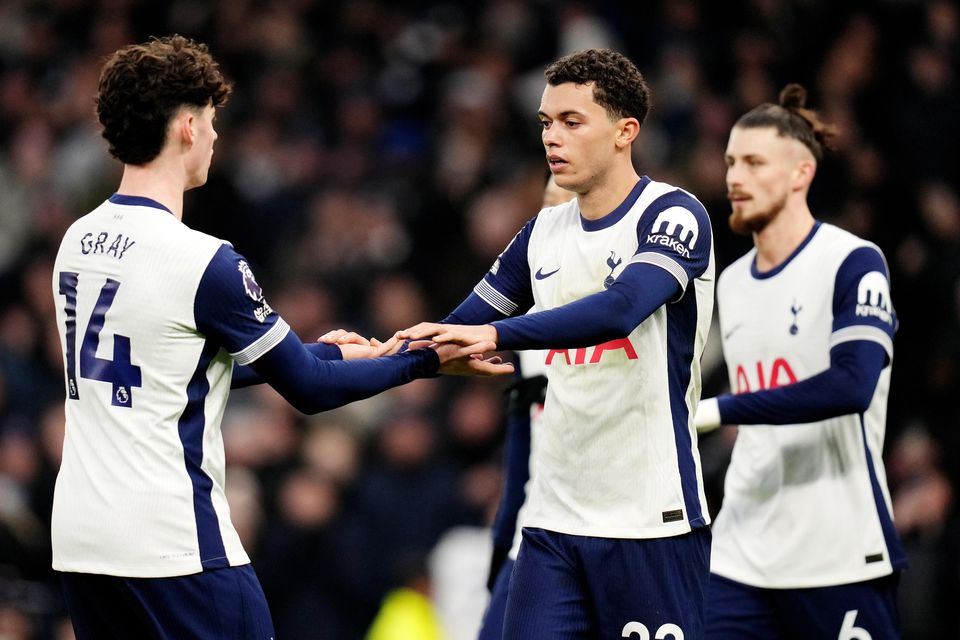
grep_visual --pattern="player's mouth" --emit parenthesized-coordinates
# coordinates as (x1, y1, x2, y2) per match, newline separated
(547, 155, 568, 172)
(727, 191, 751, 204)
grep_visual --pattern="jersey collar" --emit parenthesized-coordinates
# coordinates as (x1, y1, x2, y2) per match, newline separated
(109, 193, 174, 215)
(580, 176, 651, 232)
(750, 220, 822, 279)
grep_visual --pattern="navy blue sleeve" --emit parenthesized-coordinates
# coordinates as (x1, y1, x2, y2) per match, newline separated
(492, 262, 680, 351)
(443, 292, 514, 325)
(195, 245, 286, 360)
(196, 245, 440, 412)
(247, 331, 440, 414)
(466, 218, 537, 318)
(231, 342, 342, 389)
(830, 246, 896, 364)
(631, 190, 712, 298)
(717, 340, 886, 425)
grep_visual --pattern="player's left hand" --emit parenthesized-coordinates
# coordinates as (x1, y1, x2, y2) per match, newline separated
(432, 341, 514, 377)
(316, 330, 401, 359)
(397, 322, 498, 348)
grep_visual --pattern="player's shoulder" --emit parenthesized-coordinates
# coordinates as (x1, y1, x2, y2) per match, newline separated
(813, 222, 881, 256)
(528, 197, 581, 236)
(638, 177, 707, 214)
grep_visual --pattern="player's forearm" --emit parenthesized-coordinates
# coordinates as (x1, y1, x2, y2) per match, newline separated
(492, 263, 679, 351)
(717, 341, 886, 426)
(231, 341, 342, 389)
(250, 332, 438, 413)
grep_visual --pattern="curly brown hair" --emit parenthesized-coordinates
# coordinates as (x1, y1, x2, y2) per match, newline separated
(96, 35, 232, 165)
(544, 49, 651, 126)
(734, 84, 838, 161)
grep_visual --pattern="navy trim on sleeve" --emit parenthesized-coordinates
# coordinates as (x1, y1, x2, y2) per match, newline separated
(471, 218, 538, 317)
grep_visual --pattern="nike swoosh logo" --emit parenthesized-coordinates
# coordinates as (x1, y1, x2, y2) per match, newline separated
(723, 323, 744, 341)
(535, 267, 560, 280)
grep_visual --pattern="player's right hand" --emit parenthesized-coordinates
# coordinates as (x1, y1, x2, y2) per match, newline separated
(429, 341, 514, 377)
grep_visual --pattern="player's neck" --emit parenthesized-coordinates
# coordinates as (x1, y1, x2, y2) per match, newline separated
(576, 163, 640, 220)
(116, 161, 186, 220)
(753, 202, 815, 272)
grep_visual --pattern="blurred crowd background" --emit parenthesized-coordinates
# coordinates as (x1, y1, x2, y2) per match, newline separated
(0, 0, 958, 638)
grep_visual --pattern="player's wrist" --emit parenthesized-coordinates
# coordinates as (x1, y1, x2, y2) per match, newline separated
(694, 397, 721, 432)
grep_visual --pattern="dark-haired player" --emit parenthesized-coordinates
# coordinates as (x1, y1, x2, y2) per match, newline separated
(51, 35, 510, 640)
(696, 84, 905, 639)
(401, 48, 716, 639)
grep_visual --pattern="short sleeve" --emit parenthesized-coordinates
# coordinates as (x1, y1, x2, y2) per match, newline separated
(829, 245, 896, 361)
(628, 190, 712, 293)
(195, 245, 290, 365)
(472, 217, 537, 316)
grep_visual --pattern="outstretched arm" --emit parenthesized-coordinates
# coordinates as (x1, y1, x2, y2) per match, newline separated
(695, 340, 887, 431)
(400, 262, 680, 350)
(232, 341, 341, 388)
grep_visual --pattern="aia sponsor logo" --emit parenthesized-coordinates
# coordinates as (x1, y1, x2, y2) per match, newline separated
(545, 338, 637, 365)
(734, 358, 797, 393)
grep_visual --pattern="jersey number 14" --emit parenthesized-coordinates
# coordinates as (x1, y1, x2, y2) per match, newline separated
(58, 272, 142, 408)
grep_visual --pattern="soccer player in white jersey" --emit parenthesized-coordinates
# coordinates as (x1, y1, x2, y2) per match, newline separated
(400, 49, 716, 639)
(51, 36, 511, 640)
(694, 84, 905, 638)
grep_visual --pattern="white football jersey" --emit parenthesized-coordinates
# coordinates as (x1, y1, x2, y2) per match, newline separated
(508, 177, 715, 538)
(711, 222, 906, 588)
(51, 195, 288, 577)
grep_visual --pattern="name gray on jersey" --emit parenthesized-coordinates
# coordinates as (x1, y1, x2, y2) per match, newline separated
(80, 231, 136, 259)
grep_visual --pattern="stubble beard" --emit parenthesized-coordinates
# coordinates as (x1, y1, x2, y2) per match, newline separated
(728, 192, 787, 236)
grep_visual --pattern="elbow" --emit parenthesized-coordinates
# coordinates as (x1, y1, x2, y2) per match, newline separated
(605, 289, 644, 336)
(836, 373, 878, 415)
(289, 396, 322, 415)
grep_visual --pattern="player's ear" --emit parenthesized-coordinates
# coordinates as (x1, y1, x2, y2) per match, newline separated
(791, 159, 816, 191)
(176, 109, 196, 148)
(615, 117, 640, 149)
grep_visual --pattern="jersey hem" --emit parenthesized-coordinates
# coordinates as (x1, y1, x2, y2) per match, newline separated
(710, 561, 896, 589)
(52, 556, 252, 578)
(521, 519, 707, 540)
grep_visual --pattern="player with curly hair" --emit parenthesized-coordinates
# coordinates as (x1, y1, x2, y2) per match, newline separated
(51, 35, 511, 640)
(401, 48, 716, 639)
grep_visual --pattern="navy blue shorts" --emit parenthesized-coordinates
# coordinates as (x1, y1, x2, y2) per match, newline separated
(478, 557, 514, 640)
(705, 572, 901, 639)
(59, 565, 275, 640)
(503, 526, 711, 639)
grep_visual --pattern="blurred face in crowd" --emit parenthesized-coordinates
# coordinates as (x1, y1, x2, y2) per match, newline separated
(724, 125, 814, 235)
(539, 82, 630, 196)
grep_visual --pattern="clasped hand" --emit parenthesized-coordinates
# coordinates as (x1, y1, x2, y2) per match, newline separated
(317, 326, 511, 376)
